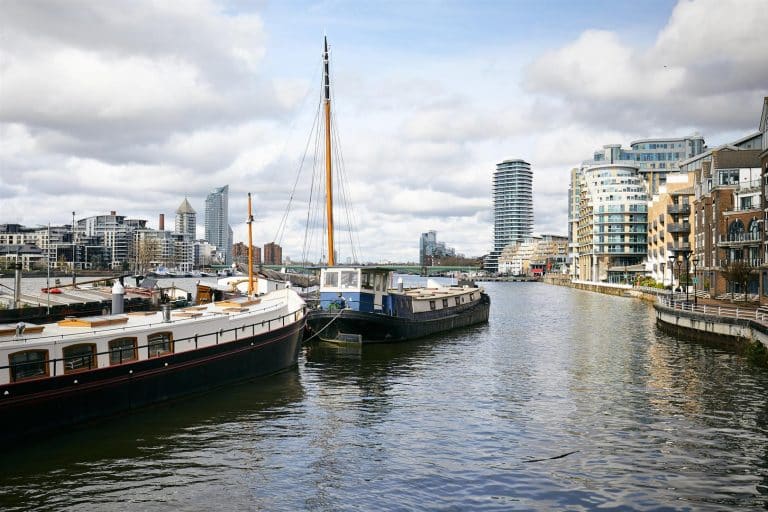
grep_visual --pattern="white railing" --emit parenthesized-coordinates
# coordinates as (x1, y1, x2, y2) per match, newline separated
(657, 296, 768, 324)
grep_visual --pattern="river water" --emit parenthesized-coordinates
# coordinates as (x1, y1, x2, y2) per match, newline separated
(1, 282, 767, 510)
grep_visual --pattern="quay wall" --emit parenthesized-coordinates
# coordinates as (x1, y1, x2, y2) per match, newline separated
(542, 275, 767, 364)
(654, 302, 768, 364)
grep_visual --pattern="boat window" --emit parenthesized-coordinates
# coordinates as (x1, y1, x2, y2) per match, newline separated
(9, 350, 49, 382)
(430, 300, 436, 311)
(63, 344, 97, 373)
(148, 332, 174, 358)
(442, 299, 448, 308)
(324, 271, 339, 288)
(109, 337, 138, 365)
(340, 271, 359, 288)
(374, 274, 382, 291)
(470, 293, 475, 301)
(455, 297, 461, 306)
(361, 273, 374, 289)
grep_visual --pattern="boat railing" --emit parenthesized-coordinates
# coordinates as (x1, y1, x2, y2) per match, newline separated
(1, 301, 290, 346)
(0, 304, 306, 383)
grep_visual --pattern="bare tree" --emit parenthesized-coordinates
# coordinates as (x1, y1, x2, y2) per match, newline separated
(721, 260, 756, 302)
(136, 238, 160, 274)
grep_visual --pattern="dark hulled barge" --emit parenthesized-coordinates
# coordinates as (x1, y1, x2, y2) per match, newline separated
(306, 267, 489, 343)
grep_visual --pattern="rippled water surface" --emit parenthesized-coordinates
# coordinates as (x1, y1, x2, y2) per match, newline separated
(1, 282, 768, 510)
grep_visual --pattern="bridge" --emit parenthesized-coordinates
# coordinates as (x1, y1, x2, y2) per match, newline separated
(260, 265, 481, 276)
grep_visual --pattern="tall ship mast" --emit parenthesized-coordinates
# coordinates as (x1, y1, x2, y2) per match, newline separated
(323, 36, 335, 266)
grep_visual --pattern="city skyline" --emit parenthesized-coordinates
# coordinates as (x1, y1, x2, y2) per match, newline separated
(1, 0, 767, 262)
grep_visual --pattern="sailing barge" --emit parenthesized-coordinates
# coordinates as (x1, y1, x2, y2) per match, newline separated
(303, 38, 490, 343)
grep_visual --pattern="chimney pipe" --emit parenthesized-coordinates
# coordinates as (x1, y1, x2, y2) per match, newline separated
(110, 211, 116, 216)
(159, 213, 165, 231)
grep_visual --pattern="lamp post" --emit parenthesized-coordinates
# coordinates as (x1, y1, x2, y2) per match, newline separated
(676, 259, 682, 296)
(692, 256, 699, 305)
(668, 254, 676, 290)
(682, 250, 691, 303)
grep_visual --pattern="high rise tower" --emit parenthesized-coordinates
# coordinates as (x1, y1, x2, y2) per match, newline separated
(486, 159, 533, 273)
(205, 185, 231, 265)
(175, 197, 196, 240)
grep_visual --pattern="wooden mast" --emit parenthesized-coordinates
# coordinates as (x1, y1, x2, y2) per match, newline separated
(247, 192, 254, 296)
(323, 36, 335, 266)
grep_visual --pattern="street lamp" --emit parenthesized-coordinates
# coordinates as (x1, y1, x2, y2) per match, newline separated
(682, 250, 691, 303)
(676, 258, 683, 295)
(668, 254, 676, 290)
(692, 256, 699, 305)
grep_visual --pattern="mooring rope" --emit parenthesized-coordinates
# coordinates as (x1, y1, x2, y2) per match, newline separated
(303, 308, 345, 343)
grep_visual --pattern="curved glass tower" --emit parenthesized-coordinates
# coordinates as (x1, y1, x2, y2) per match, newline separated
(486, 159, 533, 273)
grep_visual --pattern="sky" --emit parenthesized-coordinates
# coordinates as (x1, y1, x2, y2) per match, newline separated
(1, 0, 767, 264)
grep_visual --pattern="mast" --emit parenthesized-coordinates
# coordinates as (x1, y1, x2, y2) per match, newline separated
(247, 193, 254, 296)
(323, 36, 335, 266)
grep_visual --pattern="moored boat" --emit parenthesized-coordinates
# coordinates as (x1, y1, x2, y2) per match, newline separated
(306, 267, 489, 343)
(302, 39, 490, 343)
(0, 195, 307, 442)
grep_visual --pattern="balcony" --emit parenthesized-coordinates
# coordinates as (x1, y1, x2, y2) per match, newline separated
(667, 204, 691, 215)
(667, 242, 691, 252)
(718, 232, 762, 246)
(718, 258, 763, 268)
(668, 223, 691, 234)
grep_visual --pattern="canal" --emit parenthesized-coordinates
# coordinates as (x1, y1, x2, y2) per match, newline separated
(1, 282, 767, 510)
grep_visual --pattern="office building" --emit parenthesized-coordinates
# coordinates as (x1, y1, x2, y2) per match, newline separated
(419, 230, 456, 266)
(205, 185, 232, 265)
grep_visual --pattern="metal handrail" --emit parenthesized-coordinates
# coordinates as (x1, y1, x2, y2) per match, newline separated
(657, 296, 768, 324)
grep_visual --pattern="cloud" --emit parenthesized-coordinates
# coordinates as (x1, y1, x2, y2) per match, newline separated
(524, 0, 768, 133)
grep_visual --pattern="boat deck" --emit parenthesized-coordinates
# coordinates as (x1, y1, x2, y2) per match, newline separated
(0, 294, 288, 345)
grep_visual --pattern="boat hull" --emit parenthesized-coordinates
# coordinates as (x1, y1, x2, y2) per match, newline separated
(0, 320, 304, 442)
(306, 293, 490, 343)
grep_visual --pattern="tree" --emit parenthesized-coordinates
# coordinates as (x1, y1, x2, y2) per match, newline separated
(721, 260, 756, 302)
(136, 238, 160, 274)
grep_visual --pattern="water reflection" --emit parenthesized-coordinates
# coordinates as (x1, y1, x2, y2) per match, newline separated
(1, 283, 767, 510)
(0, 370, 304, 511)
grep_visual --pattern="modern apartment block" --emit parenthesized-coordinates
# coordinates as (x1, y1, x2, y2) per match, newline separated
(497, 234, 567, 276)
(205, 185, 232, 265)
(574, 162, 648, 282)
(486, 159, 533, 273)
(689, 145, 763, 298)
(646, 173, 694, 285)
(591, 136, 705, 196)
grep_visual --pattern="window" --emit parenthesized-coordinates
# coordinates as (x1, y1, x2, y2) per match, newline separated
(9, 350, 49, 382)
(323, 271, 339, 287)
(442, 299, 448, 308)
(469, 293, 475, 300)
(148, 332, 173, 358)
(429, 300, 436, 311)
(63, 344, 97, 373)
(110, 337, 138, 365)
(455, 297, 461, 306)
(340, 270, 359, 288)
(361, 273, 373, 289)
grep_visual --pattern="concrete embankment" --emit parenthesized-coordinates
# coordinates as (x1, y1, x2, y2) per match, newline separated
(541, 275, 768, 365)
(654, 300, 768, 365)
(542, 275, 661, 302)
